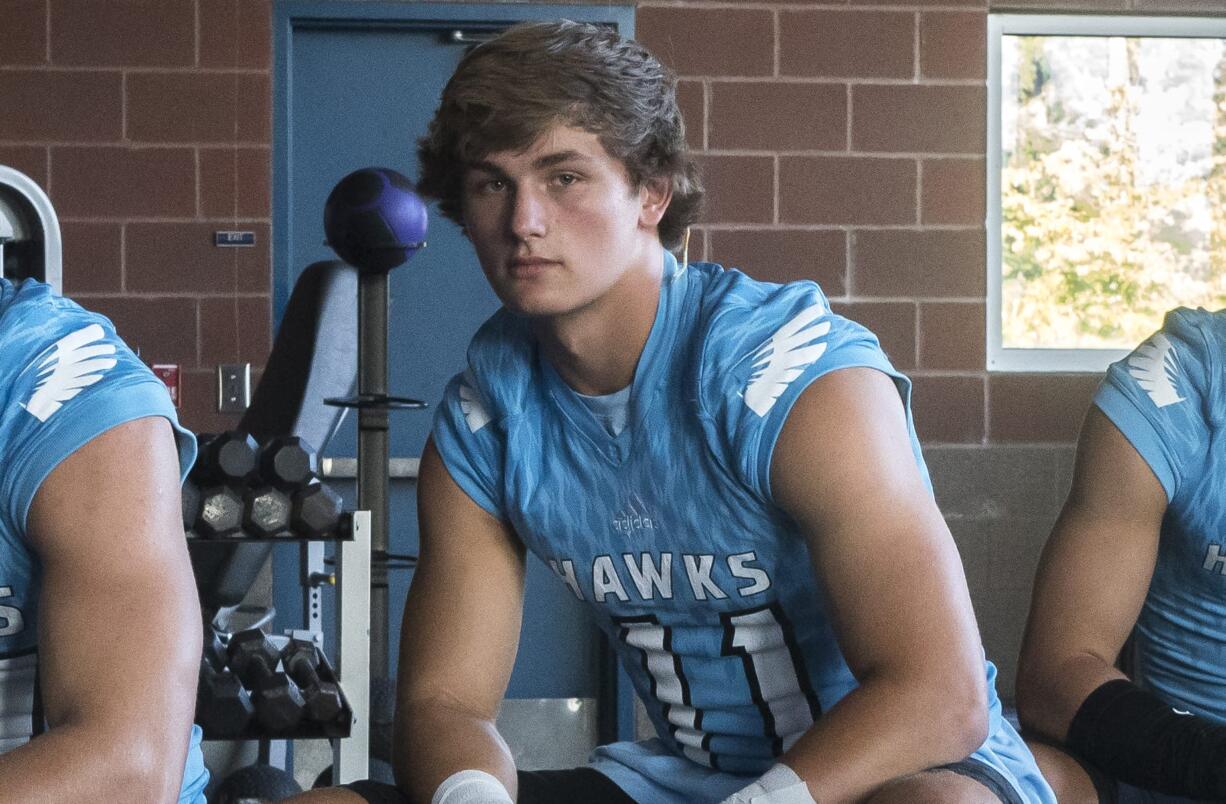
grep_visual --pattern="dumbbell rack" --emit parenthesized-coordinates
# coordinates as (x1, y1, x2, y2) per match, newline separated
(194, 512, 371, 783)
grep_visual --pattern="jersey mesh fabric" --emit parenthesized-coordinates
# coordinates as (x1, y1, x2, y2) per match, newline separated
(432, 253, 1055, 803)
(1094, 307, 1226, 723)
(0, 278, 208, 802)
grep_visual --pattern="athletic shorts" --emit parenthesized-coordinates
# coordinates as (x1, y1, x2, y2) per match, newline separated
(339, 760, 1020, 803)
(938, 757, 1025, 804)
(1076, 759, 1216, 804)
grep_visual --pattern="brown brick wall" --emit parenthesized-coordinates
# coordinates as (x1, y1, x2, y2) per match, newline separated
(4, 0, 1224, 440)
(638, 0, 1226, 447)
(0, 0, 271, 434)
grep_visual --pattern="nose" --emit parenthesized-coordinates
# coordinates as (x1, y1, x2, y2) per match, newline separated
(509, 185, 547, 241)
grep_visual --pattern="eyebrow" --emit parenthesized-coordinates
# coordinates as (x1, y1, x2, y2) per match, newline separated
(468, 149, 592, 176)
(531, 150, 591, 169)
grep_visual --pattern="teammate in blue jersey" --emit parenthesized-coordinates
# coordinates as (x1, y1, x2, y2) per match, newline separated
(0, 277, 208, 801)
(302, 19, 1053, 804)
(1017, 308, 1226, 804)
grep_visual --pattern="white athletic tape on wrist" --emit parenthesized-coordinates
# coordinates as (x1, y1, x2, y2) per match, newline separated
(431, 769, 513, 804)
(720, 763, 816, 804)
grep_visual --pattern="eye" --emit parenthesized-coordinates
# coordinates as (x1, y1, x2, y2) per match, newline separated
(467, 175, 507, 196)
(554, 172, 579, 187)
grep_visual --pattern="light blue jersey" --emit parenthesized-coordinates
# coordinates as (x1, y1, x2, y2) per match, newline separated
(0, 278, 208, 802)
(1094, 307, 1226, 724)
(433, 254, 1054, 803)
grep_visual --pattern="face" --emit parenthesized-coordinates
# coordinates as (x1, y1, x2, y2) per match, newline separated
(461, 124, 671, 319)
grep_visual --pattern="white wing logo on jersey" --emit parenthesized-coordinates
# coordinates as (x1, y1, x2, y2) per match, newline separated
(1127, 332, 1184, 408)
(21, 324, 117, 423)
(459, 376, 491, 433)
(743, 303, 830, 417)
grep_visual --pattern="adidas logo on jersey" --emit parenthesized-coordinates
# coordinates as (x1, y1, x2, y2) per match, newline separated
(20, 324, 117, 423)
(743, 303, 830, 417)
(1127, 332, 1184, 408)
(612, 495, 656, 535)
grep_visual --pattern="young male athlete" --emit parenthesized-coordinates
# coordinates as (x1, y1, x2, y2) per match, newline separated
(1017, 308, 1226, 804)
(0, 276, 208, 800)
(301, 19, 1054, 804)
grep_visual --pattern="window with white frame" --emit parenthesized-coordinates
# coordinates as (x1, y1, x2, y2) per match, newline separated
(987, 15, 1226, 372)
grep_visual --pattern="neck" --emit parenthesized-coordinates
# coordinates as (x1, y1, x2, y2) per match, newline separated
(533, 242, 665, 395)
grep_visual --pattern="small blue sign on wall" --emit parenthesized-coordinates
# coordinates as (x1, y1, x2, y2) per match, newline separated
(214, 230, 256, 247)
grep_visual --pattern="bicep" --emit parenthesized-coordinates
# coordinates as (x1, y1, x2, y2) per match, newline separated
(1019, 407, 1165, 712)
(397, 438, 526, 718)
(25, 416, 199, 732)
(770, 369, 980, 681)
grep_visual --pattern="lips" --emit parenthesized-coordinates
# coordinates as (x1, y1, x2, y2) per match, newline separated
(507, 257, 559, 278)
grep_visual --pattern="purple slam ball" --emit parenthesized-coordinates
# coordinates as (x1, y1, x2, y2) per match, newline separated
(323, 168, 428, 274)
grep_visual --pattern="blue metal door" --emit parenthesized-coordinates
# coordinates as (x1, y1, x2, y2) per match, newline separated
(274, 3, 633, 701)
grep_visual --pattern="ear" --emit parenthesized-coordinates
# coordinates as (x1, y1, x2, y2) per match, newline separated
(638, 176, 673, 230)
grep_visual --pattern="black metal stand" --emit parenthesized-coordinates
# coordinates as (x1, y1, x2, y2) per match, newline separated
(325, 259, 426, 681)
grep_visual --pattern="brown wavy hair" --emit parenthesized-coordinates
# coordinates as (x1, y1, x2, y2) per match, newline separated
(417, 20, 703, 250)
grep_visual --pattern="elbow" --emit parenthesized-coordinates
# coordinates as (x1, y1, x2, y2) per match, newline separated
(932, 665, 990, 761)
(1013, 652, 1071, 742)
(948, 695, 990, 760)
(945, 686, 990, 761)
(108, 742, 187, 804)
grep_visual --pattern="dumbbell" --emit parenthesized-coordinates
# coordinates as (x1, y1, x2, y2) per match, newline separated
(192, 431, 258, 486)
(227, 629, 305, 733)
(257, 436, 319, 489)
(291, 482, 343, 538)
(196, 485, 244, 538)
(242, 437, 325, 538)
(197, 662, 255, 737)
(282, 639, 344, 724)
(243, 486, 292, 538)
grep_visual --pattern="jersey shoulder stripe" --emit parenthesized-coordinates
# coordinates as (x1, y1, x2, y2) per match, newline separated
(691, 267, 902, 499)
(1095, 307, 1222, 501)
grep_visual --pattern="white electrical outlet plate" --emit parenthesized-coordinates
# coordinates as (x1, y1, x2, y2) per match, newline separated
(217, 363, 251, 413)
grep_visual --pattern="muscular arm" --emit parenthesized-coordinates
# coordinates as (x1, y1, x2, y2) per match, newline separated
(770, 368, 989, 802)
(1016, 406, 1165, 741)
(0, 416, 201, 803)
(393, 439, 525, 802)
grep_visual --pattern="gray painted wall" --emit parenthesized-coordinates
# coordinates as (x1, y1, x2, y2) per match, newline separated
(928, 445, 1078, 703)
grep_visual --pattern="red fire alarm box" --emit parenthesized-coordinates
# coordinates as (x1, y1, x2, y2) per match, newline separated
(151, 364, 181, 408)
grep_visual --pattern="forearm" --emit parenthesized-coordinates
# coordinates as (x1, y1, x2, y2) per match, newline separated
(0, 720, 189, 803)
(394, 699, 517, 803)
(781, 672, 987, 803)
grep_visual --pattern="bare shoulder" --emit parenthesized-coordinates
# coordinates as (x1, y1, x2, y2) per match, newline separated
(1066, 407, 1167, 517)
(771, 366, 918, 516)
(26, 415, 183, 558)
